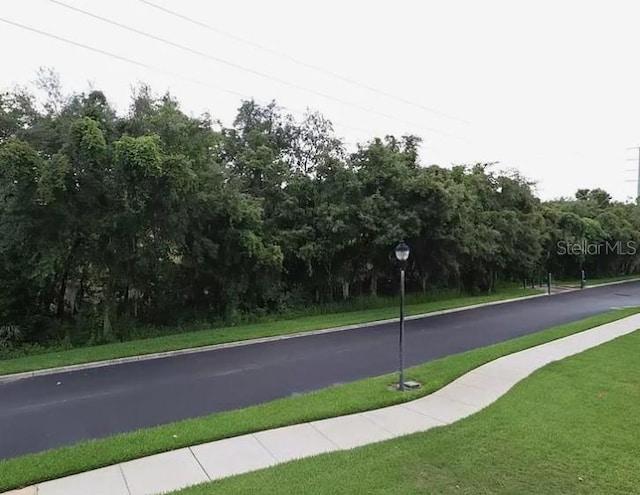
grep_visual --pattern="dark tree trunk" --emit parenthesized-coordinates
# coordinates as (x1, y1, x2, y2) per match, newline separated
(123, 284, 130, 317)
(341, 280, 350, 300)
(369, 273, 377, 297)
(102, 278, 116, 341)
(56, 239, 80, 319)
(56, 274, 68, 319)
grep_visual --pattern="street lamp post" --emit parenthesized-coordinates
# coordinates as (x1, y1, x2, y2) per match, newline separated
(394, 241, 410, 391)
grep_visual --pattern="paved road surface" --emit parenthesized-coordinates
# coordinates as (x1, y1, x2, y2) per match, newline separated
(1, 282, 638, 459)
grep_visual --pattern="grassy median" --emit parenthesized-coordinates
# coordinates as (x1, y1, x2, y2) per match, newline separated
(0, 307, 637, 492)
(0, 287, 540, 376)
(175, 325, 640, 494)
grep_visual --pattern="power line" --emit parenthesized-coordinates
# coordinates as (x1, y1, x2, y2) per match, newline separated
(136, 0, 469, 125)
(47, 0, 465, 142)
(0, 16, 429, 150)
(0, 16, 247, 100)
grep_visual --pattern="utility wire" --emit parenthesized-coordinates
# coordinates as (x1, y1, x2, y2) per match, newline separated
(0, 16, 416, 147)
(136, 0, 469, 125)
(47, 0, 465, 141)
(0, 16, 247, 100)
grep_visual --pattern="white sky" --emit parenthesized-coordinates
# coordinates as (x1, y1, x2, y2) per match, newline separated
(2, 0, 640, 201)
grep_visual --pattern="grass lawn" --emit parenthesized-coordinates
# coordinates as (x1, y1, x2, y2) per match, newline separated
(0, 307, 637, 492)
(584, 273, 640, 285)
(556, 273, 640, 287)
(0, 287, 540, 376)
(174, 326, 640, 495)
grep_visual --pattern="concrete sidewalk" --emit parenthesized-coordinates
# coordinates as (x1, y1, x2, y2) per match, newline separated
(7, 313, 640, 495)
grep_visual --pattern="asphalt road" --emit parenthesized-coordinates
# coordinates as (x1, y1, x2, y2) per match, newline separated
(1, 282, 639, 459)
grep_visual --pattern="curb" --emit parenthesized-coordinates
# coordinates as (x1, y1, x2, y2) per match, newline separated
(582, 277, 640, 290)
(0, 292, 544, 384)
(1, 277, 638, 384)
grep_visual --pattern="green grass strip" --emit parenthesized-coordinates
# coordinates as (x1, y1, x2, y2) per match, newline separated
(0, 307, 637, 492)
(556, 273, 640, 287)
(0, 288, 539, 376)
(174, 322, 640, 494)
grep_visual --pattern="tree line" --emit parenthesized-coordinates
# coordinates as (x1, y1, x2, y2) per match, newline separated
(1, 75, 639, 346)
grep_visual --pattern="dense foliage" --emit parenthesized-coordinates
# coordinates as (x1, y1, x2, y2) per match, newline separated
(1, 77, 639, 346)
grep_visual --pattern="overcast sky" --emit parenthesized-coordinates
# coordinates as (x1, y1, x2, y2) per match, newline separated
(2, 0, 640, 201)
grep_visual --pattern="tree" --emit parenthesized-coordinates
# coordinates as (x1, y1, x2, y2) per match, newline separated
(2, 77, 639, 349)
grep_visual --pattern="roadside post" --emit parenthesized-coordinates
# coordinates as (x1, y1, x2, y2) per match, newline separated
(394, 241, 410, 392)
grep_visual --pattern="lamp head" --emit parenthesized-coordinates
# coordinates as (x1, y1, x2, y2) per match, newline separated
(394, 241, 410, 262)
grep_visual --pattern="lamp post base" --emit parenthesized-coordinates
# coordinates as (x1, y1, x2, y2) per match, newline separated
(394, 380, 421, 391)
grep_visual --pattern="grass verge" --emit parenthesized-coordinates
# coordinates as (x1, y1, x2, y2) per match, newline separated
(585, 273, 640, 285)
(0, 287, 540, 376)
(174, 325, 640, 494)
(0, 307, 637, 492)
(557, 273, 640, 287)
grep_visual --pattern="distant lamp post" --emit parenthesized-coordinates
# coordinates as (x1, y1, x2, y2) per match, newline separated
(394, 241, 410, 391)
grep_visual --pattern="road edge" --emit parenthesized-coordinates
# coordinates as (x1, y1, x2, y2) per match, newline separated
(1, 277, 638, 383)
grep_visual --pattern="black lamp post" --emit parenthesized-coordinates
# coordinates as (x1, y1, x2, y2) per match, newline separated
(394, 240, 410, 391)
